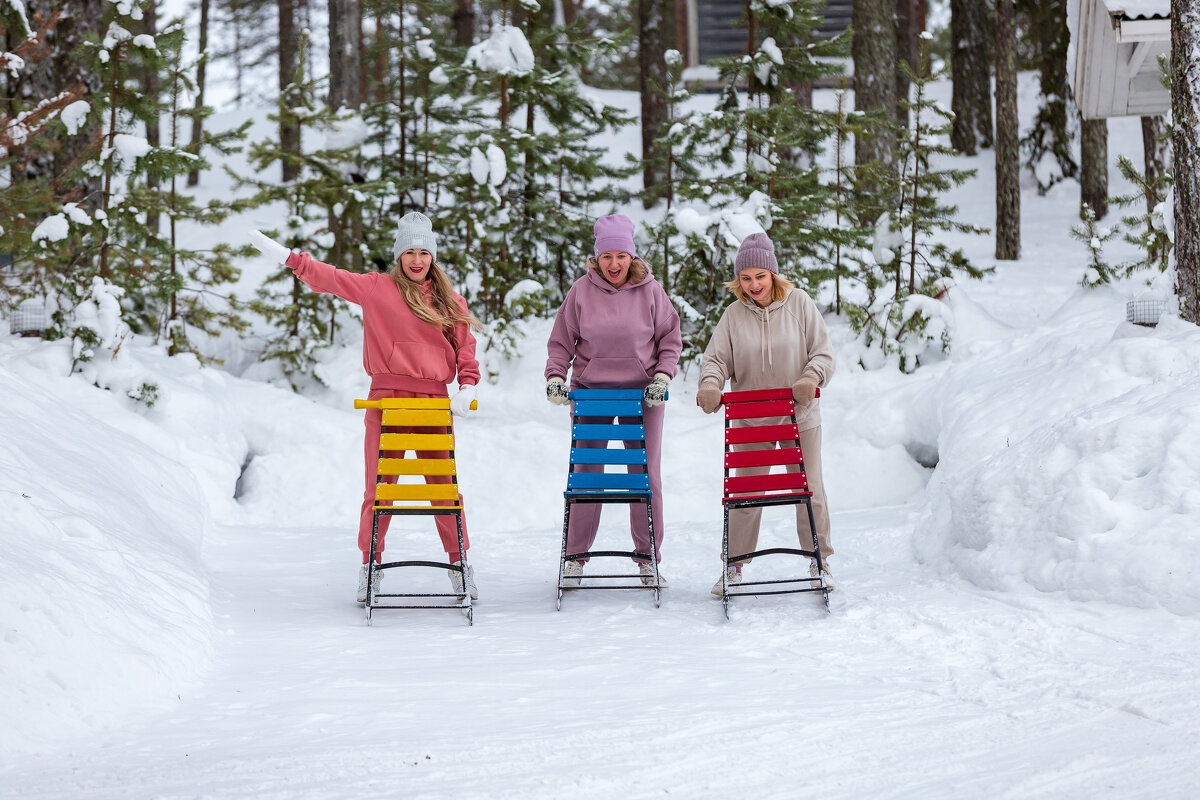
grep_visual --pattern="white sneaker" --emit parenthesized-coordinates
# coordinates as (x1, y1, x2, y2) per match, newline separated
(561, 559, 584, 588)
(809, 559, 835, 589)
(449, 561, 478, 600)
(711, 566, 742, 596)
(357, 564, 383, 604)
(638, 561, 668, 588)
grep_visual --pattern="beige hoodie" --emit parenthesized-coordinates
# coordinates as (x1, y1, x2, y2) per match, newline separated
(698, 288, 835, 431)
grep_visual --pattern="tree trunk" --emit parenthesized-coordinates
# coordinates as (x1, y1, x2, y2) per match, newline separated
(278, 0, 300, 182)
(639, 0, 670, 205)
(895, 0, 925, 125)
(994, 0, 1019, 260)
(1142, 116, 1167, 212)
(853, 0, 897, 220)
(328, 0, 361, 110)
(453, 0, 476, 47)
(15, 0, 104, 188)
(143, 1, 161, 236)
(1172, 0, 1200, 323)
(186, 0, 210, 186)
(1079, 117, 1108, 219)
(949, 0, 993, 154)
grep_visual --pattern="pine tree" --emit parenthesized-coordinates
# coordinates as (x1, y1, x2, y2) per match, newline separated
(238, 31, 380, 388)
(850, 34, 989, 371)
(662, 0, 849, 357)
(1071, 202, 1119, 287)
(1112, 155, 1172, 278)
(1018, 0, 1077, 194)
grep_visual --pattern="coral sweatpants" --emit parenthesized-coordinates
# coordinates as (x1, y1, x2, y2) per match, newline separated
(726, 424, 832, 563)
(359, 387, 469, 564)
(565, 400, 666, 564)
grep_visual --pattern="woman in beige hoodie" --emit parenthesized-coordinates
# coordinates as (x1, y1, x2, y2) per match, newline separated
(695, 232, 836, 595)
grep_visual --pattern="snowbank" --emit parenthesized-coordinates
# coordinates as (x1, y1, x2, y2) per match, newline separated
(913, 287, 1200, 614)
(0, 340, 215, 755)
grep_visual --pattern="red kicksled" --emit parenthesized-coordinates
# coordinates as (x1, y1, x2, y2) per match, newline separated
(717, 387, 831, 618)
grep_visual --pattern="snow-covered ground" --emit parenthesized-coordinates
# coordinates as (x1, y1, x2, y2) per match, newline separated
(4, 76, 1200, 798)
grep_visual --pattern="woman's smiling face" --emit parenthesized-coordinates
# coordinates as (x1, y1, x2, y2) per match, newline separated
(597, 250, 632, 288)
(399, 249, 433, 282)
(739, 269, 774, 307)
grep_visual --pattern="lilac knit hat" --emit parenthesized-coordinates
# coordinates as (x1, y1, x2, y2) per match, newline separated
(593, 214, 637, 258)
(734, 232, 778, 277)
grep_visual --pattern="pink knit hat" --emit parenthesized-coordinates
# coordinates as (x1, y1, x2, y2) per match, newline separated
(734, 232, 778, 277)
(593, 214, 637, 258)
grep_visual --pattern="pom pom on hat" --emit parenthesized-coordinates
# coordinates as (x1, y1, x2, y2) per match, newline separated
(393, 211, 438, 261)
(734, 232, 778, 277)
(593, 214, 637, 259)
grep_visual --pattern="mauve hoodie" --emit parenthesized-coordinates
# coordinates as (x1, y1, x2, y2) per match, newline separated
(545, 268, 682, 389)
(286, 252, 480, 395)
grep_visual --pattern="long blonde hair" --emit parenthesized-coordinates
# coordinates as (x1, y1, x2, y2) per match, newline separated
(725, 271, 793, 304)
(586, 255, 650, 285)
(389, 259, 482, 349)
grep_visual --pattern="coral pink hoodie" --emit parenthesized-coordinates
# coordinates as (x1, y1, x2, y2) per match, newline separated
(286, 252, 479, 395)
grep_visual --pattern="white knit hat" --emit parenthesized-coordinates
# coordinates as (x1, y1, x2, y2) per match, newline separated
(393, 211, 438, 261)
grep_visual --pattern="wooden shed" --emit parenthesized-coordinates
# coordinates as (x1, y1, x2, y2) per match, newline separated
(680, 0, 853, 68)
(1068, 0, 1171, 119)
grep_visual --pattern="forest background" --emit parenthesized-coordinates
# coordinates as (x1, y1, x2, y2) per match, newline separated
(0, 0, 1198, 391)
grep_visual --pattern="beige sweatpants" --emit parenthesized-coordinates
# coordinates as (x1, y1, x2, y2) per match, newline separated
(726, 423, 832, 563)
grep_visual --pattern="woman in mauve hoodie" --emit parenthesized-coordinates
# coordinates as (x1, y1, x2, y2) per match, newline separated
(544, 214, 682, 587)
(277, 212, 482, 603)
(696, 231, 836, 596)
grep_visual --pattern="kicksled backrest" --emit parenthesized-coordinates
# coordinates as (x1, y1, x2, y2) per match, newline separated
(372, 397, 462, 507)
(722, 388, 810, 501)
(565, 388, 650, 494)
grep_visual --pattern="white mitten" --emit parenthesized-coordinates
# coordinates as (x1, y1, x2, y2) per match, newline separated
(450, 384, 477, 417)
(249, 229, 293, 264)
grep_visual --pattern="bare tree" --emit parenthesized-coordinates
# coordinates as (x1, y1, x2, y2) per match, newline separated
(1080, 116, 1108, 219)
(1172, 0, 1200, 323)
(278, 0, 300, 182)
(894, 0, 926, 125)
(639, 0, 671, 205)
(328, 0, 361, 111)
(994, 0, 1019, 259)
(949, 0, 993, 154)
(186, 0, 211, 186)
(453, 0, 475, 47)
(143, 1, 161, 234)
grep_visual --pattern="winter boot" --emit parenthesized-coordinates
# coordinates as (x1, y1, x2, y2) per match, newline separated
(710, 565, 742, 596)
(809, 558, 835, 590)
(357, 564, 383, 604)
(561, 559, 584, 588)
(638, 561, 668, 588)
(448, 561, 478, 600)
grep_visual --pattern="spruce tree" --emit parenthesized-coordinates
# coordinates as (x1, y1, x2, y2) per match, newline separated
(849, 34, 989, 371)
(1112, 155, 1172, 278)
(1071, 202, 1119, 287)
(238, 32, 381, 388)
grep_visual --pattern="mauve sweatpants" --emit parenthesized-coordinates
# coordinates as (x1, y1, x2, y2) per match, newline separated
(726, 423, 832, 563)
(565, 400, 665, 564)
(359, 387, 469, 564)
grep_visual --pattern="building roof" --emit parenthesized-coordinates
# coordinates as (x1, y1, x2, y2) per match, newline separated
(1103, 0, 1170, 20)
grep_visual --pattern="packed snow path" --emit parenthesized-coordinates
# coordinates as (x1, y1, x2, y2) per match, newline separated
(6, 506, 1200, 799)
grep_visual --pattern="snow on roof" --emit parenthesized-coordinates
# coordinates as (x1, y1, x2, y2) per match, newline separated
(1102, 0, 1170, 20)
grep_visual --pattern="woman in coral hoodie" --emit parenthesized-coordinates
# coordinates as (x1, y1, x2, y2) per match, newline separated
(544, 214, 682, 588)
(250, 213, 481, 604)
